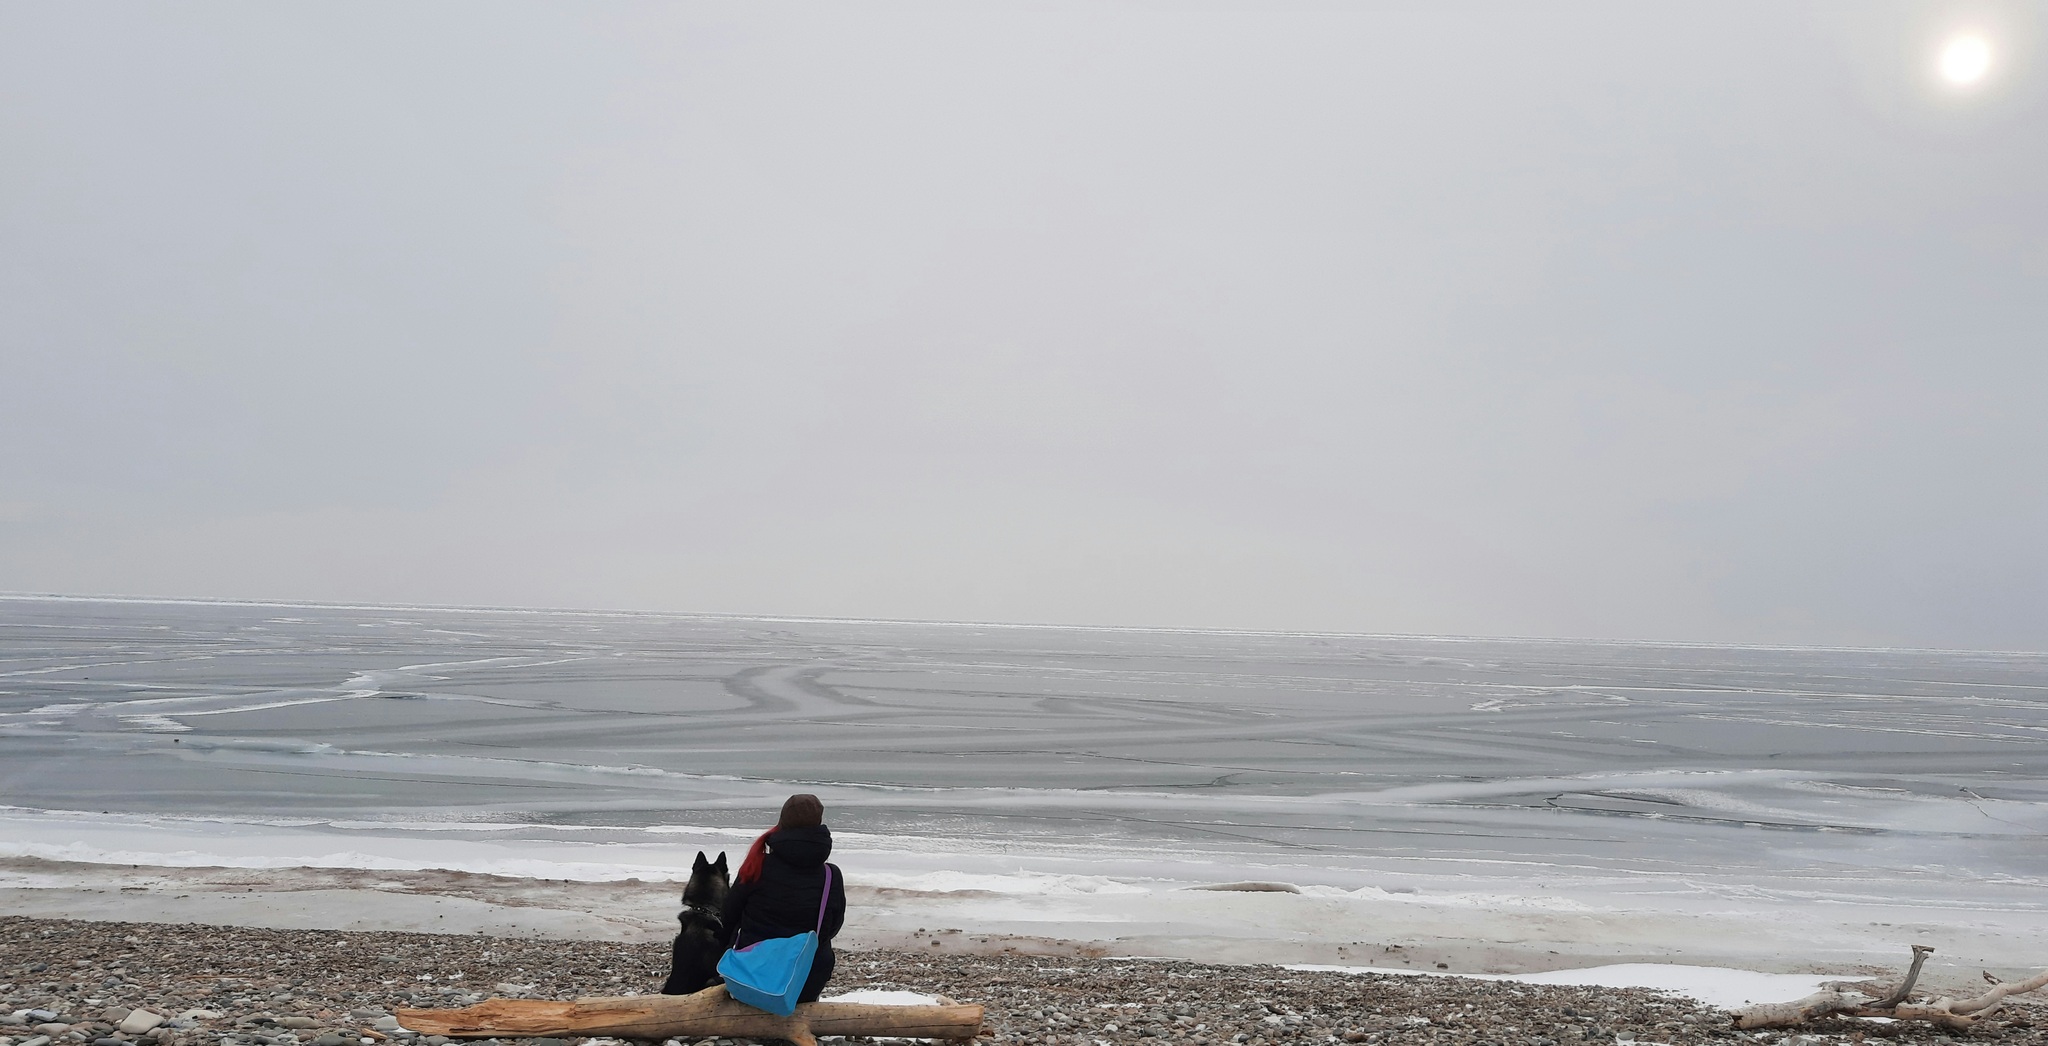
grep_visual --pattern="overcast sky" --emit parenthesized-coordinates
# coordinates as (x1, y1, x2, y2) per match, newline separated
(3, 2, 2044, 648)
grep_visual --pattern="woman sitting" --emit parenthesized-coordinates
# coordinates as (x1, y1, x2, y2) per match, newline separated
(721, 793, 847, 1003)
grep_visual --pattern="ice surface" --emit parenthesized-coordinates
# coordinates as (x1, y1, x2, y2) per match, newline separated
(2, 596, 2045, 978)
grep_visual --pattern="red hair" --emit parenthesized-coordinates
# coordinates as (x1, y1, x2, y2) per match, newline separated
(735, 829, 774, 885)
(736, 794, 823, 885)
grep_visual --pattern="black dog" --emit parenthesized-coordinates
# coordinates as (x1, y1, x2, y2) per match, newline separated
(660, 851, 730, 995)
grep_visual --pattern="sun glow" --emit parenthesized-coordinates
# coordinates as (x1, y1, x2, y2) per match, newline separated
(1938, 34, 1993, 85)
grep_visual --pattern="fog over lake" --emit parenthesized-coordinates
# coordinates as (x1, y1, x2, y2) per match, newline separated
(4, 3, 2045, 648)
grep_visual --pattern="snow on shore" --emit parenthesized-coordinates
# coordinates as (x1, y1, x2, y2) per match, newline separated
(1284, 963, 1846, 1011)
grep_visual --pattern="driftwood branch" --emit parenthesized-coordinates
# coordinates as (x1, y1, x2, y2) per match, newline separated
(1947, 967, 2048, 1016)
(1883, 1003, 1975, 1032)
(1733, 945, 2047, 1032)
(1731, 991, 1868, 1030)
(396, 985, 983, 1046)
(1868, 944, 1933, 1009)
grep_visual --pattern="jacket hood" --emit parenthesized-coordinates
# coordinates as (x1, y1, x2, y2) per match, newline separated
(768, 824, 833, 868)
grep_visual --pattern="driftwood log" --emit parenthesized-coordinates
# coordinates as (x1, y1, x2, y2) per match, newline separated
(1733, 945, 2048, 1031)
(396, 985, 982, 1046)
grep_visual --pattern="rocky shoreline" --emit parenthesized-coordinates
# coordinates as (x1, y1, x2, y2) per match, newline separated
(4, 918, 2041, 1046)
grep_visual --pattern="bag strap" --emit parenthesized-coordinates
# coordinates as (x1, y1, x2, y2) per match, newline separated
(814, 865, 834, 933)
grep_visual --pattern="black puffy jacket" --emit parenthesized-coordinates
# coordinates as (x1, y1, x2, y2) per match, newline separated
(720, 824, 847, 1002)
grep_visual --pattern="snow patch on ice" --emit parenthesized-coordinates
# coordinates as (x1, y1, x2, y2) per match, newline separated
(859, 870, 1148, 896)
(118, 715, 193, 733)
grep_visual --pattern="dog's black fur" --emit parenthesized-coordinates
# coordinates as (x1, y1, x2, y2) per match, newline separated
(660, 851, 730, 995)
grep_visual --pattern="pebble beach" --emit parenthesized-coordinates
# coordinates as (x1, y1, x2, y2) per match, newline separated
(5, 917, 2044, 1046)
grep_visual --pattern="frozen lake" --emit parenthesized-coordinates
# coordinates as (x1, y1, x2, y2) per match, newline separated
(3, 596, 2045, 973)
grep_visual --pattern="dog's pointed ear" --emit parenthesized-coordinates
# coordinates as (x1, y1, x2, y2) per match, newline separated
(714, 852, 728, 869)
(694, 851, 709, 869)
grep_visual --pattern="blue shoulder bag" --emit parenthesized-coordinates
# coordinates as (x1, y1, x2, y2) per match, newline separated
(717, 865, 833, 1016)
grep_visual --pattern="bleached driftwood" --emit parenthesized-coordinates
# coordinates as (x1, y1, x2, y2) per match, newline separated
(1886, 1003, 1976, 1032)
(396, 985, 982, 1046)
(1730, 990, 1871, 1030)
(1943, 967, 2048, 1017)
(1732, 945, 2046, 1031)
(1867, 944, 1934, 1009)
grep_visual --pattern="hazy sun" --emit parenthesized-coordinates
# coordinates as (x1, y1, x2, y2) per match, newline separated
(1939, 34, 1993, 85)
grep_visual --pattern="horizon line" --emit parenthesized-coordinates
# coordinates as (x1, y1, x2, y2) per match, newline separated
(4, 589, 2044, 660)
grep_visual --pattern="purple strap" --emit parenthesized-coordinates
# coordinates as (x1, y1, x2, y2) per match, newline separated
(814, 865, 834, 933)
(802, 867, 827, 933)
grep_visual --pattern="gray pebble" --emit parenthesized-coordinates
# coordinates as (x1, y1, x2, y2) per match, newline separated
(117, 1013, 163, 1036)
(0, 917, 1963, 1046)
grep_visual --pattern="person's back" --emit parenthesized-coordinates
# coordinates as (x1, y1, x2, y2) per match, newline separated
(720, 795, 847, 1003)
